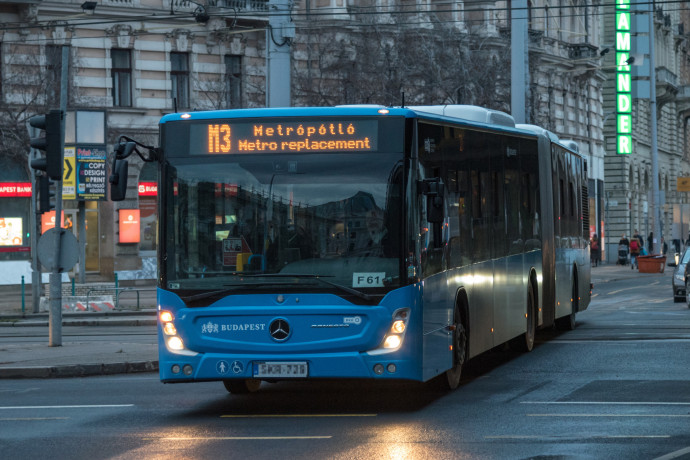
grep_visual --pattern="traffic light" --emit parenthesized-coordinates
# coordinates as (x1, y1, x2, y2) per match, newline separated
(29, 109, 64, 180)
(37, 175, 55, 214)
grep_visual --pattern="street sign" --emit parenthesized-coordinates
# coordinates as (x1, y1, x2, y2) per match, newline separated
(63, 146, 76, 199)
(76, 145, 107, 201)
(678, 177, 690, 192)
(37, 228, 78, 272)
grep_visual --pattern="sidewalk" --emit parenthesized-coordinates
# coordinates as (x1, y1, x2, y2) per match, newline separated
(0, 262, 674, 379)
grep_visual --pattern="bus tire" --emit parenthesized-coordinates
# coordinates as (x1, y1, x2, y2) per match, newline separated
(223, 378, 262, 394)
(445, 303, 467, 390)
(556, 278, 578, 331)
(512, 286, 536, 352)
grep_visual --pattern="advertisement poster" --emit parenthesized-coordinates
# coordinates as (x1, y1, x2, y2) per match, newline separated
(76, 146, 107, 201)
(119, 209, 141, 243)
(0, 218, 23, 246)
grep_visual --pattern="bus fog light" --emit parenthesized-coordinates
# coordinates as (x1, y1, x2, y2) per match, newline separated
(171, 364, 181, 374)
(160, 311, 174, 322)
(391, 320, 406, 334)
(163, 323, 177, 336)
(373, 364, 384, 375)
(387, 363, 397, 373)
(383, 334, 401, 349)
(168, 336, 185, 351)
(183, 365, 193, 376)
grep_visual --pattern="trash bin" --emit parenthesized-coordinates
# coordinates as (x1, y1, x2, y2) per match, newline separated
(637, 255, 666, 273)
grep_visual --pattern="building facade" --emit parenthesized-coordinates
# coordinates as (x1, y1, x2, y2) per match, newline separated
(0, 0, 686, 285)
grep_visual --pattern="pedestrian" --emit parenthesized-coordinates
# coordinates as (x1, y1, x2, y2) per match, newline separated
(661, 237, 668, 256)
(648, 232, 654, 254)
(629, 235, 640, 269)
(619, 234, 629, 247)
(618, 234, 630, 266)
(590, 234, 600, 267)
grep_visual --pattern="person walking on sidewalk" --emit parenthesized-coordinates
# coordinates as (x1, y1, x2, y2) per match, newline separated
(591, 234, 601, 267)
(629, 235, 640, 269)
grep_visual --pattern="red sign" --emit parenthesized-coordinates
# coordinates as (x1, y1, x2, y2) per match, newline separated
(119, 209, 141, 243)
(138, 182, 158, 196)
(0, 182, 32, 197)
(41, 211, 66, 234)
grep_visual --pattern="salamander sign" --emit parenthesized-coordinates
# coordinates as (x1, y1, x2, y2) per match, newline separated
(616, 0, 632, 155)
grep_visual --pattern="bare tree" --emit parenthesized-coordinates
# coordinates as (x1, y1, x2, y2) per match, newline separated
(0, 42, 69, 174)
(292, 16, 511, 111)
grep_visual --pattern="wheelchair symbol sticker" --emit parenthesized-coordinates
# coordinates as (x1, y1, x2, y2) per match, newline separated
(231, 360, 244, 374)
(216, 360, 230, 375)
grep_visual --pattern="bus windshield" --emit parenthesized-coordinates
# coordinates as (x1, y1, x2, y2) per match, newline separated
(163, 152, 404, 299)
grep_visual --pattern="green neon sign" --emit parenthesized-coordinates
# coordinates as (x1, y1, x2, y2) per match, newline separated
(616, 0, 632, 154)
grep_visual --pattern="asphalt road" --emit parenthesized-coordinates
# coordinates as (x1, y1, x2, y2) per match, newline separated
(1, 273, 689, 459)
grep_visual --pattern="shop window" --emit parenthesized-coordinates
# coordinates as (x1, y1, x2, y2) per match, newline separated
(0, 157, 31, 260)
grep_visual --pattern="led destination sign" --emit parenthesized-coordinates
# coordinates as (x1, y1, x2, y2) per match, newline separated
(190, 120, 378, 155)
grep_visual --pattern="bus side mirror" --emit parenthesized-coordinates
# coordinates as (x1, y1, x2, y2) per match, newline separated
(109, 141, 136, 201)
(420, 178, 444, 224)
(109, 158, 128, 201)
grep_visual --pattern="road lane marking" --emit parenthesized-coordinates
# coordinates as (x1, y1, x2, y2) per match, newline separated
(486, 435, 670, 440)
(522, 401, 690, 406)
(0, 404, 134, 409)
(653, 446, 690, 460)
(0, 417, 68, 421)
(147, 436, 332, 440)
(221, 414, 376, 418)
(528, 414, 690, 417)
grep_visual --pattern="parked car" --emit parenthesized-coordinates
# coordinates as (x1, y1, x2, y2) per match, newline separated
(672, 248, 690, 302)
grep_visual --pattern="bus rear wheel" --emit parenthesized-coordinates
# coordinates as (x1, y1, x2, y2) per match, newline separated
(223, 378, 262, 394)
(445, 305, 467, 390)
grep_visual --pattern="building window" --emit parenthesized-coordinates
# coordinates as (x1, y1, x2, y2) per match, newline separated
(112, 49, 132, 107)
(170, 52, 189, 109)
(225, 55, 242, 109)
(46, 45, 70, 106)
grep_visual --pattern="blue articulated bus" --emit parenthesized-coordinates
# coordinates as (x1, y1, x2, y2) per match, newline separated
(138, 105, 590, 393)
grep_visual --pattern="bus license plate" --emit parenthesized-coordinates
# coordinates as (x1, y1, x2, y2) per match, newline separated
(253, 362, 308, 378)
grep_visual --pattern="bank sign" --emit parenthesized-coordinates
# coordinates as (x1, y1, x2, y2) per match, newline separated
(63, 146, 107, 201)
(616, 0, 632, 154)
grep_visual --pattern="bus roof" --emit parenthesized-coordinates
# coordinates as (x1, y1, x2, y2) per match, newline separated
(159, 105, 539, 137)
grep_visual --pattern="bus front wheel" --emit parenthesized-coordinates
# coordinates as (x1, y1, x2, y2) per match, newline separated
(445, 305, 467, 390)
(223, 378, 262, 394)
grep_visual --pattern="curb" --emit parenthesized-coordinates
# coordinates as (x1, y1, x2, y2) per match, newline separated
(0, 361, 159, 379)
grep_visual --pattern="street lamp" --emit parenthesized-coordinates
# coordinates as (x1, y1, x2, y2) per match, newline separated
(81, 2, 97, 14)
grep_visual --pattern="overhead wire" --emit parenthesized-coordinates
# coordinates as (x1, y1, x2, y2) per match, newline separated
(0, 0, 686, 45)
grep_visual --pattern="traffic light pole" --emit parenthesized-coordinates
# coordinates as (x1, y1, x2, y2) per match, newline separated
(48, 46, 70, 347)
(49, 168, 63, 347)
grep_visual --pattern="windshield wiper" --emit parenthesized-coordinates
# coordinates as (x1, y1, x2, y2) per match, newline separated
(180, 281, 294, 303)
(241, 273, 375, 302)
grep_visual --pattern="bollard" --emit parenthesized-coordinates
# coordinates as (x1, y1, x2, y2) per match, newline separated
(71, 277, 75, 296)
(114, 273, 119, 309)
(21, 275, 25, 315)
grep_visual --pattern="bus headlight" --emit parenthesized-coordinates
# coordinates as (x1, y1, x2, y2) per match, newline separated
(160, 310, 198, 356)
(383, 335, 401, 349)
(369, 308, 410, 355)
(167, 336, 185, 350)
(163, 322, 177, 336)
